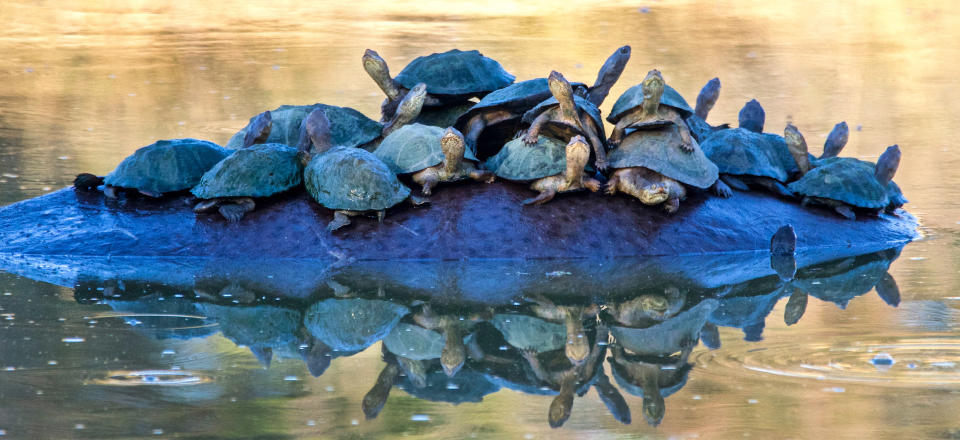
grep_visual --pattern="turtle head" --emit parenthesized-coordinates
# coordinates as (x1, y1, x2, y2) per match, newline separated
(875, 144, 901, 185)
(639, 182, 670, 205)
(382, 83, 426, 138)
(299, 108, 333, 164)
(784, 288, 808, 325)
(694, 77, 721, 119)
(440, 127, 466, 174)
(821, 121, 849, 159)
(586, 45, 631, 107)
(440, 340, 466, 378)
(242, 110, 273, 148)
(738, 99, 765, 133)
(642, 391, 666, 427)
(563, 135, 590, 187)
(362, 49, 402, 101)
(548, 379, 575, 428)
(641, 69, 665, 114)
(770, 225, 798, 281)
(784, 124, 811, 175)
(73, 173, 103, 191)
(548, 70, 578, 120)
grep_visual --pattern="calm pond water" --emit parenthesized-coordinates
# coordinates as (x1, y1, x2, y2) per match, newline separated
(1, 0, 960, 438)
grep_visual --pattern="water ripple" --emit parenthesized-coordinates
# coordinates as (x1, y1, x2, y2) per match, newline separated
(87, 369, 213, 387)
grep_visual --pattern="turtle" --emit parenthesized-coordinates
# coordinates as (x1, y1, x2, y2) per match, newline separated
(362, 48, 515, 125)
(299, 97, 429, 232)
(190, 143, 302, 222)
(608, 343, 693, 427)
(604, 124, 727, 213)
(684, 77, 731, 143)
(522, 293, 600, 366)
(606, 69, 695, 153)
(373, 124, 494, 196)
(520, 71, 609, 170)
(699, 120, 798, 198)
(225, 103, 383, 150)
(485, 135, 601, 205)
(454, 46, 631, 154)
(100, 138, 230, 199)
(382, 320, 471, 378)
(604, 287, 687, 328)
(408, 304, 489, 377)
(303, 298, 409, 353)
(198, 303, 301, 367)
(785, 125, 901, 219)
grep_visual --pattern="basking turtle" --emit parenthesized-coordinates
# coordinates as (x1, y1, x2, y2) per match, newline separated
(786, 125, 900, 219)
(605, 125, 726, 213)
(190, 143, 302, 222)
(699, 115, 798, 198)
(101, 138, 230, 198)
(485, 135, 601, 205)
(608, 344, 693, 427)
(225, 103, 382, 150)
(606, 69, 695, 152)
(363, 48, 515, 124)
(299, 99, 429, 231)
(523, 293, 600, 366)
(303, 298, 409, 353)
(684, 77, 731, 143)
(520, 71, 608, 170)
(373, 124, 494, 196)
(454, 46, 631, 153)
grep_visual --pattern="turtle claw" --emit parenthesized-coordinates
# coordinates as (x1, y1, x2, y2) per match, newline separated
(522, 131, 539, 146)
(409, 195, 430, 206)
(679, 142, 694, 153)
(218, 204, 247, 223)
(595, 159, 609, 172)
(604, 184, 617, 196)
(607, 137, 621, 147)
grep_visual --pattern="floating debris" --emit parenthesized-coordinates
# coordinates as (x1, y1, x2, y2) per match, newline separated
(410, 414, 430, 422)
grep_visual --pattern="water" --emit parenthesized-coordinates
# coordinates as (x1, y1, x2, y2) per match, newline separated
(2, 0, 960, 438)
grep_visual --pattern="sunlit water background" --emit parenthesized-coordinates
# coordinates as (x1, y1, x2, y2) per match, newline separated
(2, 0, 960, 438)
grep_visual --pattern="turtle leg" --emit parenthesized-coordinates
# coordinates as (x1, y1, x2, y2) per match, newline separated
(834, 205, 856, 220)
(523, 188, 557, 206)
(604, 172, 621, 195)
(408, 194, 430, 206)
(666, 109, 695, 152)
(663, 197, 680, 214)
(607, 114, 636, 147)
(711, 179, 733, 198)
(463, 114, 488, 149)
(721, 174, 749, 191)
(523, 112, 551, 146)
(469, 168, 495, 183)
(579, 114, 608, 172)
(138, 190, 162, 198)
(103, 185, 119, 199)
(413, 168, 439, 196)
(327, 210, 353, 231)
(218, 198, 255, 223)
(759, 179, 795, 198)
(582, 177, 602, 192)
(594, 366, 631, 425)
(376, 210, 386, 223)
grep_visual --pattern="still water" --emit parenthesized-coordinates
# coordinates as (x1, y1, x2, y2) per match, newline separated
(1, 0, 959, 438)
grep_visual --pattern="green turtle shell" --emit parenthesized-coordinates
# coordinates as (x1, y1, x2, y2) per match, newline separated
(191, 143, 302, 199)
(610, 358, 691, 399)
(787, 157, 889, 209)
(383, 323, 445, 360)
(394, 49, 515, 96)
(303, 146, 411, 211)
(454, 78, 587, 128)
(303, 298, 409, 352)
(608, 126, 719, 189)
(490, 313, 565, 353)
(810, 156, 908, 209)
(484, 136, 568, 181)
(104, 138, 230, 194)
(521, 94, 605, 133)
(225, 103, 382, 150)
(198, 303, 300, 348)
(607, 84, 694, 123)
(373, 124, 479, 174)
(700, 128, 790, 182)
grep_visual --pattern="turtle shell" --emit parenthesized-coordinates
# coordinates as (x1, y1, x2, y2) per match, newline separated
(810, 156, 908, 209)
(303, 298, 409, 352)
(490, 313, 565, 353)
(383, 323, 446, 360)
(607, 84, 694, 123)
(484, 136, 568, 181)
(607, 126, 719, 189)
(521, 94, 605, 133)
(191, 143, 302, 199)
(225, 103, 382, 150)
(400, 369, 499, 404)
(610, 299, 718, 357)
(454, 78, 587, 128)
(303, 146, 411, 211)
(198, 303, 300, 348)
(104, 138, 230, 194)
(373, 124, 479, 174)
(394, 49, 515, 96)
(787, 157, 889, 209)
(700, 128, 790, 182)
(610, 358, 691, 399)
